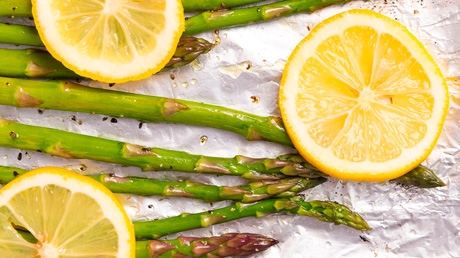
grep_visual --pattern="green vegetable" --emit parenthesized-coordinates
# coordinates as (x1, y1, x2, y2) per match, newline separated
(0, 0, 269, 15)
(0, 119, 319, 180)
(15, 230, 279, 258)
(183, 0, 352, 35)
(0, 165, 326, 203)
(0, 37, 212, 78)
(277, 154, 447, 189)
(134, 197, 371, 239)
(182, 0, 267, 11)
(0, 76, 294, 147)
(136, 233, 278, 258)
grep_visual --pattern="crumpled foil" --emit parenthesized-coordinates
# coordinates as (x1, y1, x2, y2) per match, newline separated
(1, 0, 460, 257)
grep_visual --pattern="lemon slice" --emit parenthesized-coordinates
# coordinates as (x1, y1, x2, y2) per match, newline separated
(32, 0, 184, 83)
(279, 10, 449, 181)
(0, 167, 135, 257)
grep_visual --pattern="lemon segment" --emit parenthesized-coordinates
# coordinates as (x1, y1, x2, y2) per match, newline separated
(280, 10, 449, 181)
(33, 0, 184, 83)
(0, 167, 135, 257)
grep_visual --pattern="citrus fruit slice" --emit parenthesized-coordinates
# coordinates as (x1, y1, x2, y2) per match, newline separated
(0, 167, 135, 257)
(279, 10, 449, 181)
(32, 0, 184, 83)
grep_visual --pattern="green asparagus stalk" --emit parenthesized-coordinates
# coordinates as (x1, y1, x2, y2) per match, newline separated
(134, 197, 371, 239)
(390, 166, 446, 188)
(183, 0, 351, 35)
(0, 119, 319, 180)
(136, 233, 278, 258)
(16, 230, 278, 258)
(182, 0, 267, 11)
(0, 165, 326, 202)
(0, 76, 294, 147)
(0, 23, 44, 46)
(0, 37, 212, 78)
(0, 0, 268, 16)
(0, 0, 31, 17)
(277, 154, 447, 188)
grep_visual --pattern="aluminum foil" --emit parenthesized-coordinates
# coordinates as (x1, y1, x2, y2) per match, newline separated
(1, 0, 460, 257)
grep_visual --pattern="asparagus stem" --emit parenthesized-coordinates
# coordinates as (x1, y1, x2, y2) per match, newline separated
(0, 119, 319, 180)
(0, 23, 44, 47)
(277, 154, 447, 188)
(0, 37, 212, 79)
(134, 197, 371, 239)
(0, 165, 326, 203)
(390, 166, 446, 188)
(0, 48, 80, 79)
(0, 76, 294, 147)
(183, 0, 351, 35)
(16, 230, 278, 258)
(182, 0, 267, 11)
(0, 0, 32, 17)
(136, 233, 278, 258)
(0, 0, 269, 16)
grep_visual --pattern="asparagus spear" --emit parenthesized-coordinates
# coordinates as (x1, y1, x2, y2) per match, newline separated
(0, 0, 268, 15)
(182, 0, 268, 11)
(0, 23, 44, 47)
(0, 165, 326, 202)
(277, 154, 447, 188)
(183, 0, 351, 35)
(0, 119, 319, 180)
(0, 37, 212, 78)
(17, 230, 278, 258)
(134, 197, 371, 239)
(0, 0, 31, 17)
(136, 233, 278, 258)
(0, 76, 294, 147)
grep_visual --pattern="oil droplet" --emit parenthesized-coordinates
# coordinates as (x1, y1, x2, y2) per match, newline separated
(191, 79, 197, 85)
(223, 33, 228, 39)
(355, 195, 360, 200)
(3, 155, 7, 159)
(190, 59, 203, 71)
(170, 73, 175, 80)
(182, 82, 189, 88)
(325, 241, 332, 247)
(250, 96, 260, 103)
(214, 30, 221, 45)
(216, 56, 220, 61)
(173, 82, 178, 88)
(200, 136, 208, 145)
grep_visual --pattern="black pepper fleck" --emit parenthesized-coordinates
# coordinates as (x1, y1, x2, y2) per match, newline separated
(110, 118, 117, 123)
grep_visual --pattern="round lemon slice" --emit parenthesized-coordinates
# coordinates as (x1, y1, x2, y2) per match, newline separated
(279, 10, 449, 181)
(0, 167, 135, 257)
(32, 0, 184, 83)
